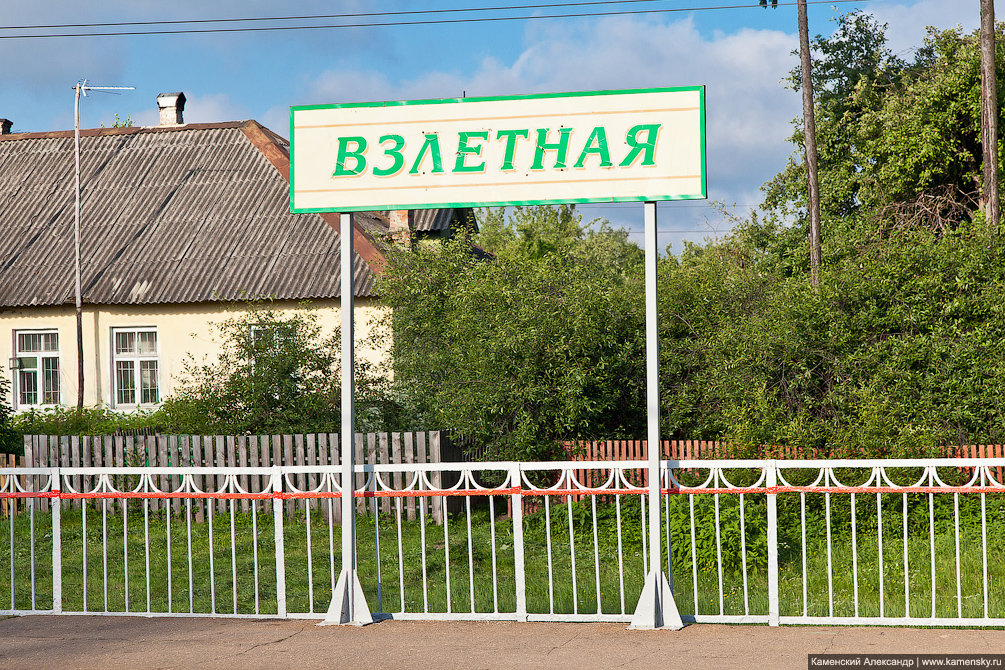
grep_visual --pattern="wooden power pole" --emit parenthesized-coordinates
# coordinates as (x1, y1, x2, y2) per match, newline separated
(797, 0, 822, 286)
(981, 0, 999, 231)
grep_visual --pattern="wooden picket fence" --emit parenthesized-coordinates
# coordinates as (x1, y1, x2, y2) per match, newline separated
(7, 435, 1004, 519)
(14, 431, 459, 523)
(570, 438, 1005, 462)
(562, 439, 1005, 499)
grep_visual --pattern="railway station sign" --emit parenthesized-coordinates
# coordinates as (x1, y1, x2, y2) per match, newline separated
(290, 86, 705, 212)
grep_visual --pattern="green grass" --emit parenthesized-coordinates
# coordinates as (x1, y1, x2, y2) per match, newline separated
(2, 492, 1005, 621)
(774, 492, 1005, 619)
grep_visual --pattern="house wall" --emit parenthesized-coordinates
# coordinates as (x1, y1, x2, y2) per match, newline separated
(1, 298, 389, 412)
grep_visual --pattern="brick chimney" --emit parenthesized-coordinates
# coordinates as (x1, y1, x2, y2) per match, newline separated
(388, 210, 409, 231)
(0, 119, 12, 135)
(156, 92, 186, 126)
(388, 210, 411, 245)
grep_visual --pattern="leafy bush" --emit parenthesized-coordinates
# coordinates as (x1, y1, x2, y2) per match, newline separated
(157, 302, 391, 435)
(0, 372, 19, 454)
(666, 222, 1005, 456)
(380, 209, 645, 461)
(668, 495, 768, 573)
(12, 406, 161, 439)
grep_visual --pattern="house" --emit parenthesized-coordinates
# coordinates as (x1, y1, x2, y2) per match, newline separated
(0, 93, 469, 412)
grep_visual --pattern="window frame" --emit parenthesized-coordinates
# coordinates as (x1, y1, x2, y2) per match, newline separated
(111, 326, 160, 408)
(12, 329, 61, 410)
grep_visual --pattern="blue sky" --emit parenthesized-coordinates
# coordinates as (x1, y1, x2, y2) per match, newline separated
(0, 1, 987, 251)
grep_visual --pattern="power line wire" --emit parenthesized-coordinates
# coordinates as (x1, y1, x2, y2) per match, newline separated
(2, 1, 669, 30)
(0, 0, 875, 40)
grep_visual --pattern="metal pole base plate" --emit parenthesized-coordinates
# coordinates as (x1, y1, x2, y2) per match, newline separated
(320, 568, 372, 626)
(629, 570, 685, 630)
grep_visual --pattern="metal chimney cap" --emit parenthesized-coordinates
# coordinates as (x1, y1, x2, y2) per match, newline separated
(156, 92, 186, 126)
(156, 92, 186, 108)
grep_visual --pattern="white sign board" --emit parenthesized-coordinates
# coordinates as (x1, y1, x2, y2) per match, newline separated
(290, 86, 705, 213)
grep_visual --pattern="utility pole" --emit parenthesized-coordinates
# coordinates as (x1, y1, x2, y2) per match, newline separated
(980, 0, 999, 231)
(761, 0, 821, 283)
(72, 80, 134, 409)
(797, 0, 822, 286)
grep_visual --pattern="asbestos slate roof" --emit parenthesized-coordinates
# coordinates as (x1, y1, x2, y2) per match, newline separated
(412, 208, 457, 232)
(0, 120, 376, 307)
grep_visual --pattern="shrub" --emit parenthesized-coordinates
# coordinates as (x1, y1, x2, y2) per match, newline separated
(158, 303, 342, 435)
(0, 372, 19, 454)
(12, 406, 161, 438)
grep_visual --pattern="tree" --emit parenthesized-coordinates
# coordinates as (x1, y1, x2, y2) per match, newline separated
(670, 216, 1005, 456)
(476, 204, 642, 268)
(379, 207, 645, 460)
(763, 14, 1005, 239)
(476, 205, 581, 258)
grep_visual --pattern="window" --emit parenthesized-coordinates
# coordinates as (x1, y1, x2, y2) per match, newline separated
(14, 330, 60, 407)
(250, 324, 292, 355)
(112, 328, 159, 406)
(248, 324, 297, 392)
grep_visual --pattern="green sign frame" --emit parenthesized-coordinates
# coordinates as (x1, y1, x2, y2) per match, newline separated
(290, 85, 706, 213)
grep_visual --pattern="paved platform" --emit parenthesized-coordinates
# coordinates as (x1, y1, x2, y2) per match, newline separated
(2, 615, 1003, 669)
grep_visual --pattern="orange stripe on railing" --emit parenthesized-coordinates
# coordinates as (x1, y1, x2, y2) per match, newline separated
(4, 484, 1005, 501)
(661, 485, 1005, 495)
(521, 488, 644, 496)
(58, 491, 280, 500)
(1, 491, 58, 499)
(3, 488, 520, 501)
(358, 487, 521, 498)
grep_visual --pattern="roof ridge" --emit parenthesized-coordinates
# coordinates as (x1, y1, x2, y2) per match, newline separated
(0, 120, 251, 142)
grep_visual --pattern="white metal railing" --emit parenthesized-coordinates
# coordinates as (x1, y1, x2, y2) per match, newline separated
(1, 458, 1004, 627)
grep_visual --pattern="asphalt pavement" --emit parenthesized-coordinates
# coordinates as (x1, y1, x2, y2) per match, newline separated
(2, 615, 1002, 670)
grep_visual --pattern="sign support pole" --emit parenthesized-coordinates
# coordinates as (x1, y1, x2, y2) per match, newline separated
(630, 201, 684, 630)
(324, 212, 372, 626)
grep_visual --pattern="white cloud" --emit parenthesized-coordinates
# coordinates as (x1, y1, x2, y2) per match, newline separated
(305, 69, 397, 106)
(299, 14, 801, 230)
(870, 0, 983, 57)
(181, 93, 250, 124)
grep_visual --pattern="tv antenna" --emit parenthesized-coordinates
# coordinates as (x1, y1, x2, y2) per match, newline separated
(71, 79, 135, 408)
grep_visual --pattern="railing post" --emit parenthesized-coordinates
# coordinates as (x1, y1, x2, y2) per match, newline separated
(272, 467, 287, 618)
(510, 463, 527, 621)
(51, 466, 61, 614)
(767, 459, 779, 627)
